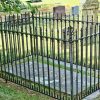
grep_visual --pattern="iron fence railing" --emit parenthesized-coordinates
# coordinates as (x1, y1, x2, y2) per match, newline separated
(0, 12, 100, 100)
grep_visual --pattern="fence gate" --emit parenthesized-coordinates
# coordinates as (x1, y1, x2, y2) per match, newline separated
(0, 12, 100, 100)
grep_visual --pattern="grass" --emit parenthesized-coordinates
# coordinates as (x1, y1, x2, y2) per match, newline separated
(95, 95, 100, 100)
(0, 75, 100, 100)
(0, 2, 100, 100)
(0, 11, 99, 80)
(0, 78, 54, 100)
(0, 20, 99, 76)
(1, 53, 99, 78)
(0, 20, 99, 67)
(0, 30, 99, 66)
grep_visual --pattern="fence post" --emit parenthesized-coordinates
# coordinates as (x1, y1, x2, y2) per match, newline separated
(69, 26, 73, 100)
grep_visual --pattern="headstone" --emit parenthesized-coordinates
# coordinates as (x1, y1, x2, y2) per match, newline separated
(53, 6, 65, 18)
(72, 6, 79, 15)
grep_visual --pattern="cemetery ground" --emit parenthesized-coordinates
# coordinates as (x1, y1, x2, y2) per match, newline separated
(0, 20, 99, 82)
(0, 21, 99, 67)
(96, 95, 100, 100)
(0, 14, 100, 99)
(0, 78, 54, 100)
(0, 78, 100, 100)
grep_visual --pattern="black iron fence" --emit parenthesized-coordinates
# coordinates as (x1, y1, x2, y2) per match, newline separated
(0, 12, 100, 100)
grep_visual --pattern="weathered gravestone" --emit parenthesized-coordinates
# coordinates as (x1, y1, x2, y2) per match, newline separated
(53, 6, 65, 18)
(72, 6, 79, 15)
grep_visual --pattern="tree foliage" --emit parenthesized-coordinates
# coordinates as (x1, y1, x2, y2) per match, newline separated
(0, 0, 40, 13)
(27, 2, 41, 13)
(0, 0, 22, 13)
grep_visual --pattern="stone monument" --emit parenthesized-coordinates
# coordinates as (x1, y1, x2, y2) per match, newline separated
(82, 0, 99, 22)
(82, 0, 99, 44)
(82, 0, 99, 35)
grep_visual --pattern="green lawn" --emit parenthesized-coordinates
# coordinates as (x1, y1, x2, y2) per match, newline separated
(0, 20, 99, 68)
(0, 78, 100, 100)
(95, 96, 100, 100)
(0, 79, 54, 100)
